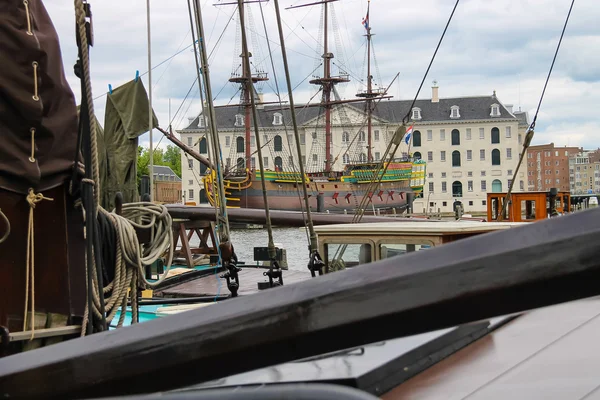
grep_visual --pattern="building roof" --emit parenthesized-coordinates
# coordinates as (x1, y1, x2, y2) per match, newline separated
(152, 165, 181, 181)
(513, 110, 530, 127)
(179, 93, 517, 132)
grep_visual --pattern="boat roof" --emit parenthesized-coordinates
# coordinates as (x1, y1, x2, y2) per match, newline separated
(314, 220, 525, 236)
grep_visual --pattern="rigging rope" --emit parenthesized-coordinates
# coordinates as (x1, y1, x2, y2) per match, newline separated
(500, 0, 575, 220)
(0, 209, 9, 244)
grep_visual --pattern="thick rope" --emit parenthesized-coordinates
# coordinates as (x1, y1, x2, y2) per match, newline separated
(24, 189, 53, 340)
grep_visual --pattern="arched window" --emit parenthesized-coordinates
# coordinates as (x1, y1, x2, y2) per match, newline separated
(491, 127, 500, 144)
(413, 151, 422, 161)
(451, 129, 460, 145)
(452, 150, 461, 167)
(492, 179, 502, 193)
(452, 181, 462, 197)
(274, 156, 283, 171)
(274, 135, 283, 152)
(199, 137, 207, 154)
(413, 130, 421, 147)
(358, 131, 366, 142)
(359, 153, 367, 162)
(236, 157, 245, 171)
(343, 154, 350, 164)
(236, 136, 245, 153)
(492, 149, 501, 165)
(342, 131, 350, 143)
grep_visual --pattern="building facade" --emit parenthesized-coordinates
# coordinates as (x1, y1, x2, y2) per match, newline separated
(179, 85, 523, 213)
(526, 143, 581, 192)
(569, 150, 600, 194)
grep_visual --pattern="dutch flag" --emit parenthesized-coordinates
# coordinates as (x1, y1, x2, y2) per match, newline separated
(404, 125, 414, 144)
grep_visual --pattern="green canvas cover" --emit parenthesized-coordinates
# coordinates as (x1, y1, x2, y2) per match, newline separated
(102, 79, 158, 210)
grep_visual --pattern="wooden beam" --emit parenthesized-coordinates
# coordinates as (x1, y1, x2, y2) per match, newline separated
(1, 326, 81, 343)
(3, 209, 600, 398)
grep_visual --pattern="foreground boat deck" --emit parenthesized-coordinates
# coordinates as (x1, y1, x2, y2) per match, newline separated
(156, 267, 312, 298)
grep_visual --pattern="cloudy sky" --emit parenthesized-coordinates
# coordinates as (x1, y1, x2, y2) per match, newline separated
(45, 0, 597, 149)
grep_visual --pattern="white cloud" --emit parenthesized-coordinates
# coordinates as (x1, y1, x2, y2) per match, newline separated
(44, 0, 599, 149)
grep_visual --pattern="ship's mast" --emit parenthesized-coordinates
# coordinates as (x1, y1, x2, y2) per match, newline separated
(306, 0, 349, 172)
(229, 22, 268, 171)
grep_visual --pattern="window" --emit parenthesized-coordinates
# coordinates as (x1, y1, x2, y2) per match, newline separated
(413, 131, 422, 147)
(469, 201, 474, 206)
(251, 157, 256, 169)
(225, 136, 231, 147)
(235, 114, 244, 126)
(440, 129, 446, 141)
(374, 152, 381, 161)
(441, 172, 447, 178)
(427, 151, 433, 162)
(273, 113, 283, 125)
(468, 180, 473, 191)
(451, 129, 460, 145)
(342, 131, 350, 143)
(466, 128, 472, 140)
(263, 157, 269, 168)
(479, 128, 485, 139)
(312, 132, 317, 140)
(411, 107, 422, 120)
(452, 150, 461, 167)
(188, 159, 193, 169)
(442, 181, 447, 192)
(250, 136, 256, 147)
(274, 156, 283, 170)
(187, 137, 193, 146)
(505, 126, 512, 138)
(452, 181, 462, 197)
(374, 130, 380, 141)
(518, 134, 522, 145)
(358, 131, 366, 142)
(468, 171, 473, 177)
(507, 179, 512, 188)
(481, 171, 486, 176)
(507, 169, 513, 176)
(481, 180, 487, 191)
(466, 150, 472, 161)
(226, 158, 231, 168)
(289, 156, 294, 166)
(274, 135, 283, 152)
(480, 149, 485, 161)
(443, 201, 448, 207)
(312, 154, 318, 163)
(428, 172, 434, 178)
(440, 151, 446, 162)
(199, 137, 207, 154)
(428, 182, 434, 192)
(492, 149, 501, 165)
(359, 153, 367, 162)
(300, 133, 305, 145)
(491, 127, 500, 144)
(413, 151, 422, 161)
(450, 105, 460, 119)
(188, 180, 193, 185)
(506, 148, 512, 159)
(343, 154, 350, 164)
(236, 136, 245, 153)
(427, 130, 433, 141)
(490, 104, 500, 117)
(236, 157, 245, 171)
(482, 200, 487, 206)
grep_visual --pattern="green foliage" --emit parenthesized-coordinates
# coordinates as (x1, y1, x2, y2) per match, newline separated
(137, 145, 181, 186)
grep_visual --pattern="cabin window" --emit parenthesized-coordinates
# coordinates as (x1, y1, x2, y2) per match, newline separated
(521, 200, 537, 220)
(451, 129, 460, 145)
(379, 241, 433, 260)
(324, 242, 374, 272)
(492, 149, 501, 165)
(413, 152, 421, 161)
(413, 131, 421, 147)
(199, 137, 207, 154)
(274, 135, 283, 152)
(236, 136, 245, 153)
(491, 127, 500, 144)
(452, 151, 461, 167)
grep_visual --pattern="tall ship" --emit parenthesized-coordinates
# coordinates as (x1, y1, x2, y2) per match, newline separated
(180, 0, 426, 213)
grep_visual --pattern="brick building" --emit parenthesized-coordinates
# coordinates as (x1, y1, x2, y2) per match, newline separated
(569, 149, 600, 194)
(526, 143, 581, 192)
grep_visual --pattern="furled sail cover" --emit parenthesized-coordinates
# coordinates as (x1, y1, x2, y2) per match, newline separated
(101, 79, 158, 210)
(0, 1, 79, 195)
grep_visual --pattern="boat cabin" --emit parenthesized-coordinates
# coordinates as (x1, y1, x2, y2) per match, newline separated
(314, 221, 524, 272)
(487, 190, 571, 222)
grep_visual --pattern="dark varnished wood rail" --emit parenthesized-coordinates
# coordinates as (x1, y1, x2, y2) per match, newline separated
(2, 209, 600, 399)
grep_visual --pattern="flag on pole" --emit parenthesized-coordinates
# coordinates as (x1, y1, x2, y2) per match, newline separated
(404, 125, 414, 144)
(362, 11, 369, 31)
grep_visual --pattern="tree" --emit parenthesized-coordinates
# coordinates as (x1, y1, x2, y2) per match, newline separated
(163, 145, 182, 177)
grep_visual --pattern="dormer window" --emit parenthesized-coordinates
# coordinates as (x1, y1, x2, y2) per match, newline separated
(490, 104, 500, 117)
(450, 105, 460, 119)
(199, 116, 208, 128)
(411, 107, 422, 120)
(272, 113, 283, 126)
(235, 114, 244, 127)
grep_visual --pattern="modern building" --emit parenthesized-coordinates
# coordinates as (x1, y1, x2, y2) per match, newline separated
(526, 143, 581, 192)
(569, 150, 600, 195)
(179, 84, 524, 213)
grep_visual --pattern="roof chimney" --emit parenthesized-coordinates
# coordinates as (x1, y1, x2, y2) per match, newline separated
(187, 116, 195, 126)
(257, 93, 265, 109)
(431, 80, 439, 103)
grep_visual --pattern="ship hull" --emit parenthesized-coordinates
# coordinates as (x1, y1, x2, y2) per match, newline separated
(228, 179, 416, 213)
